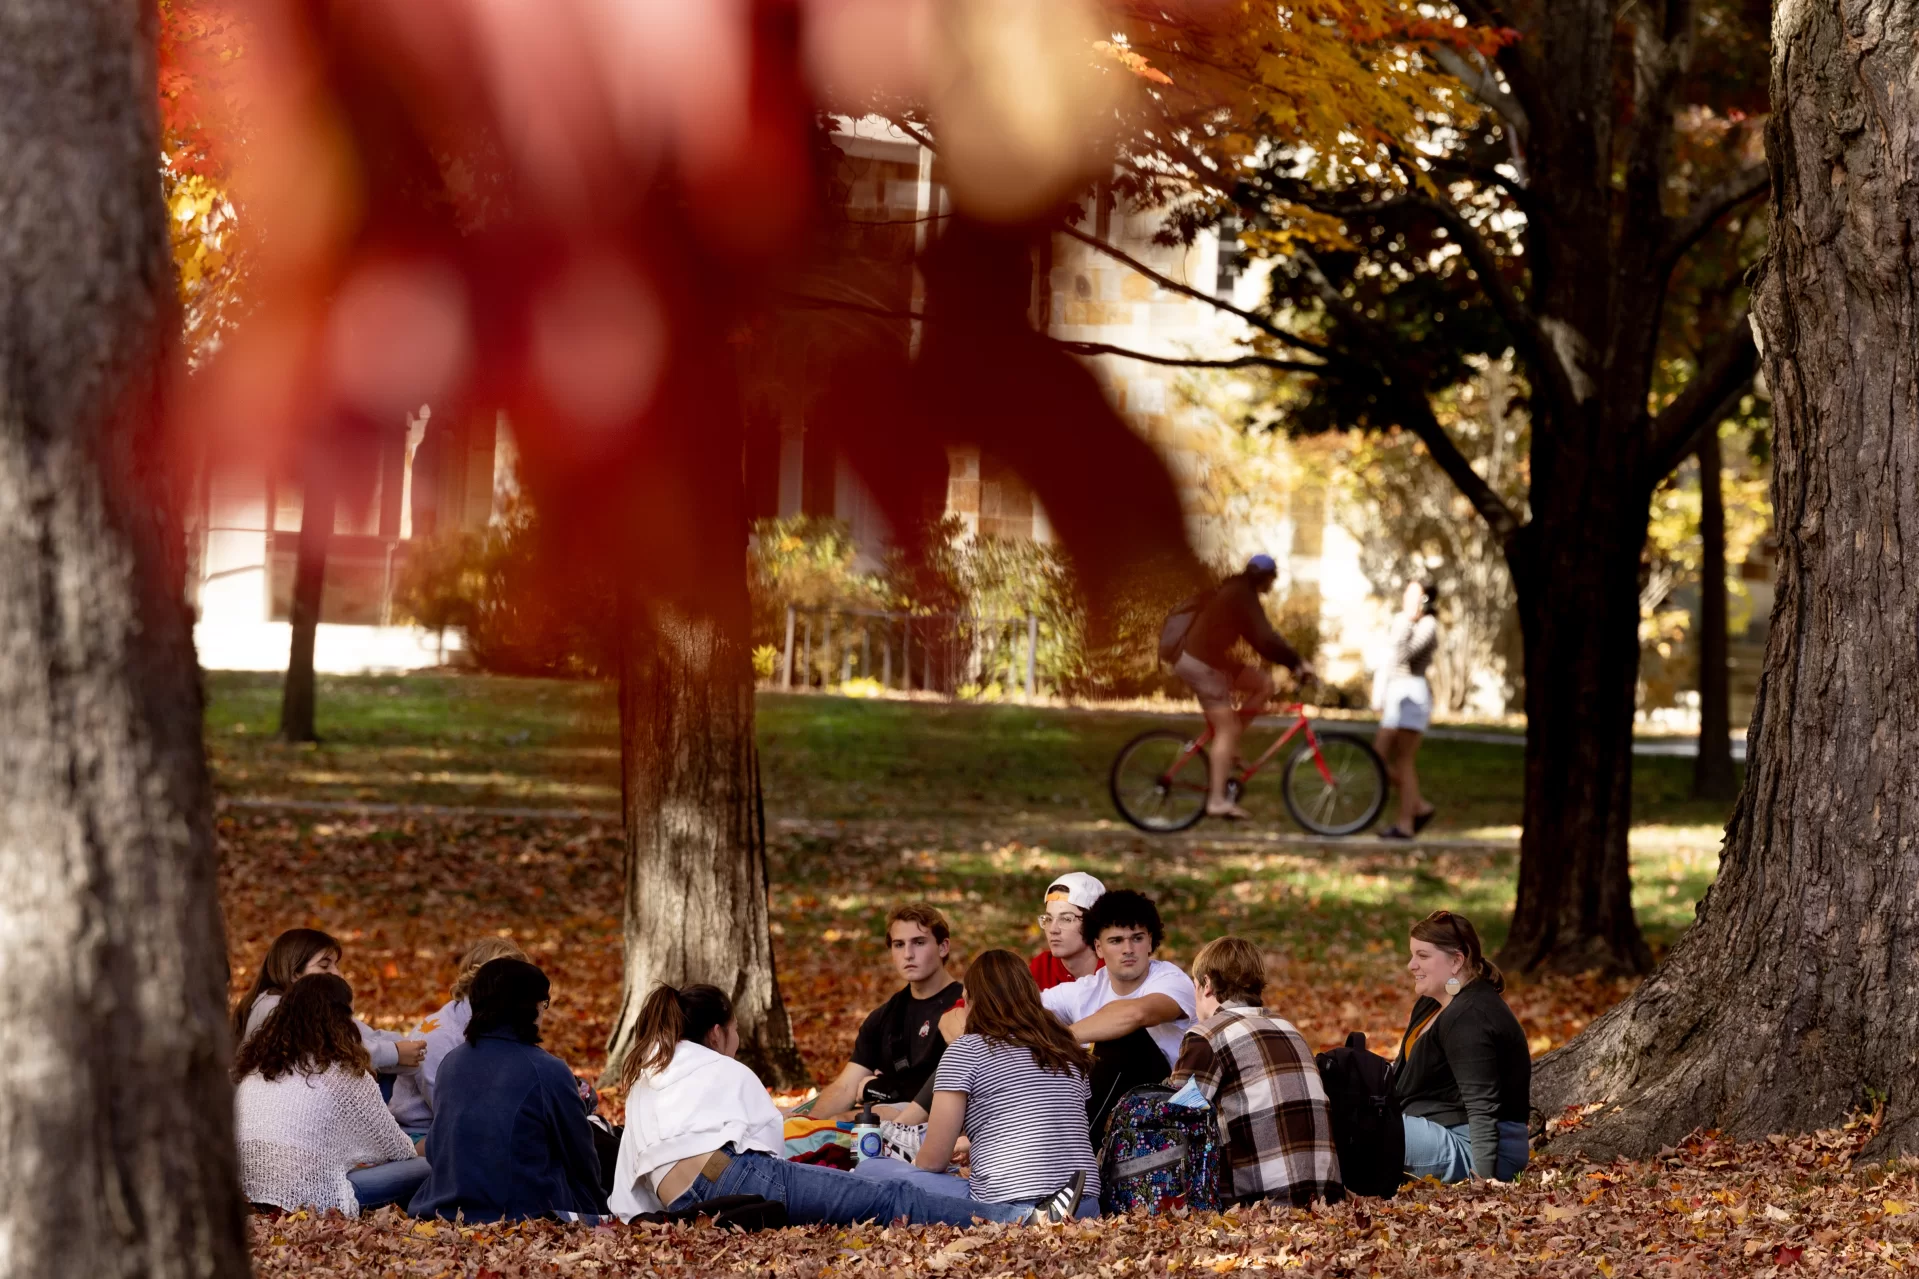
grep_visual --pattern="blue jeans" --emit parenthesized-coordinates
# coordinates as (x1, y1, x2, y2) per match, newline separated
(666, 1151, 1030, 1227)
(348, 1157, 431, 1212)
(854, 1156, 1101, 1219)
(1401, 1115, 1529, 1183)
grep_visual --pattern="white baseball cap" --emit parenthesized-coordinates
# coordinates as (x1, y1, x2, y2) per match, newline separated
(1043, 872, 1106, 912)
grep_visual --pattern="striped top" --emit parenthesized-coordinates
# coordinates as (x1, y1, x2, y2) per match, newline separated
(932, 1034, 1102, 1205)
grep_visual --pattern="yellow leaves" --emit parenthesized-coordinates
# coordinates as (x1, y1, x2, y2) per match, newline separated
(1885, 1199, 1910, 1216)
(1594, 1260, 1615, 1278)
(1095, 39, 1173, 86)
(411, 1222, 438, 1238)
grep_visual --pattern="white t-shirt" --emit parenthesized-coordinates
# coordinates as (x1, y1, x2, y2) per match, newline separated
(1041, 959, 1197, 1066)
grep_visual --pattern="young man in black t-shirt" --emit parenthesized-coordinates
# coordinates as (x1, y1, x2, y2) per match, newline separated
(788, 903, 963, 1119)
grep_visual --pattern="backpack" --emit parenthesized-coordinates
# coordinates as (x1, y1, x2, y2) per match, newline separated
(1098, 1084, 1225, 1215)
(1158, 587, 1217, 666)
(1314, 1032, 1403, 1199)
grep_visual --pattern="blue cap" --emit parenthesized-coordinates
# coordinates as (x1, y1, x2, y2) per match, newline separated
(1247, 554, 1277, 575)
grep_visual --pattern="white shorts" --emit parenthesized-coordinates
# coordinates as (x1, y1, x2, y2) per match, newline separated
(1379, 675, 1432, 732)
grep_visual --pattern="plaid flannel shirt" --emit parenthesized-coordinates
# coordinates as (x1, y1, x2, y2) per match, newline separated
(1168, 1005, 1341, 1205)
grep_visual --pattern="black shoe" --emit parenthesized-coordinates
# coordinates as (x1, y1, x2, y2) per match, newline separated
(1413, 807, 1437, 834)
(1378, 826, 1413, 840)
(1028, 1171, 1086, 1224)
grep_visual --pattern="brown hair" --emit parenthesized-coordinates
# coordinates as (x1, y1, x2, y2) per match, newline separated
(958, 949, 1092, 1078)
(1190, 937, 1268, 1007)
(620, 983, 736, 1085)
(232, 928, 343, 1040)
(1410, 910, 1504, 993)
(232, 974, 372, 1083)
(451, 936, 529, 1002)
(887, 903, 951, 947)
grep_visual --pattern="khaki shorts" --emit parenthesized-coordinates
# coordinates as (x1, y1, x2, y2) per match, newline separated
(1173, 652, 1267, 712)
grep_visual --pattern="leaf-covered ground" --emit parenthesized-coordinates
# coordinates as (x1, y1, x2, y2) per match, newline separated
(209, 672, 1772, 1274)
(248, 1123, 1919, 1276)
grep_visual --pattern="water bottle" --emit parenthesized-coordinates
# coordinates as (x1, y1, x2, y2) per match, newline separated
(850, 1103, 883, 1164)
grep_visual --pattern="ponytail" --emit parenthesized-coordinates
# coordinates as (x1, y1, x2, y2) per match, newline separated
(622, 982, 734, 1084)
(1409, 910, 1503, 994)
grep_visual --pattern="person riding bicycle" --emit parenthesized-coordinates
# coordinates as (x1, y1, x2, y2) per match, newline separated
(1171, 555, 1314, 820)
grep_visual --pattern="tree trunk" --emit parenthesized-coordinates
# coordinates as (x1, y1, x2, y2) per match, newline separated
(1501, 495, 1654, 975)
(0, 2, 250, 1274)
(604, 598, 808, 1088)
(279, 446, 336, 742)
(1532, 0, 1919, 1156)
(1691, 427, 1736, 800)
(558, 304, 809, 1091)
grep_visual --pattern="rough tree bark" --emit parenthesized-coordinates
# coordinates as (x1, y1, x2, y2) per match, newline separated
(1533, 0, 1919, 1155)
(1691, 427, 1737, 800)
(0, 1, 250, 1274)
(278, 444, 336, 743)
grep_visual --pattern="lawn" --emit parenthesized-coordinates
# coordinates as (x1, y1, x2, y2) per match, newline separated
(208, 671, 1729, 1087)
(215, 674, 1919, 1278)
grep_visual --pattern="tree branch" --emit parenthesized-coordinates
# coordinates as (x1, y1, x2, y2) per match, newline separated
(1057, 223, 1333, 360)
(1641, 315, 1758, 487)
(1656, 162, 1770, 277)
(1426, 43, 1529, 144)
(1390, 379, 1526, 550)
(1052, 340, 1325, 374)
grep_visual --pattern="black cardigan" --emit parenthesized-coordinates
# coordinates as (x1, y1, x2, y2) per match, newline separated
(1393, 980, 1530, 1178)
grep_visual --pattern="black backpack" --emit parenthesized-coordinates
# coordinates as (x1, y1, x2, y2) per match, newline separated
(1158, 587, 1217, 665)
(1314, 1032, 1404, 1199)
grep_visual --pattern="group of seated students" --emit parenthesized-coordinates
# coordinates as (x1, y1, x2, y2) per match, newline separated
(229, 877, 1532, 1225)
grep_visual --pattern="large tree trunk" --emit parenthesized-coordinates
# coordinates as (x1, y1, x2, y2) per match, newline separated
(1691, 427, 1737, 800)
(1532, 0, 1919, 1156)
(1502, 490, 1654, 975)
(278, 446, 335, 743)
(0, 1, 249, 1274)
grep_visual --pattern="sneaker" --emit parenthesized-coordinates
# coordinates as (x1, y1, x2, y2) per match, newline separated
(1026, 1171, 1086, 1224)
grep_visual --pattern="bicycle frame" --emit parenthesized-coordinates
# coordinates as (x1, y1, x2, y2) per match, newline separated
(1162, 703, 1338, 787)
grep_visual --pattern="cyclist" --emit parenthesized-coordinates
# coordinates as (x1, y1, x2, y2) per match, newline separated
(1171, 554, 1313, 820)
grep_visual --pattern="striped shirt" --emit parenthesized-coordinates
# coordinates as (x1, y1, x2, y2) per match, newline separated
(1169, 1006, 1342, 1205)
(932, 1034, 1102, 1205)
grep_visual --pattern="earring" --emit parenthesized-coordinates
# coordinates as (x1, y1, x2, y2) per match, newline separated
(1443, 975, 1462, 997)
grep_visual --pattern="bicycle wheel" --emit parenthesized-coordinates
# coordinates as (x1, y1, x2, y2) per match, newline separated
(1281, 732, 1388, 836)
(1109, 730, 1211, 833)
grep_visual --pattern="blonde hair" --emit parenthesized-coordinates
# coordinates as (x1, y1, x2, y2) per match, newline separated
(1190, 936, 1268, 1007)
(451, 936, 529, 1001)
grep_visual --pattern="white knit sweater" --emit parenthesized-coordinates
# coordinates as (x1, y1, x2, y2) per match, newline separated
(235, 1065, 419, 1215)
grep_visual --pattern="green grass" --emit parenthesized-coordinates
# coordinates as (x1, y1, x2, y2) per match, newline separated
(207, 672, 1736, 829)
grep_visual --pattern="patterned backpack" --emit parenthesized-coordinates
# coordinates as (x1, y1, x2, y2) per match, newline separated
(1098, 1084, 1225, 1215)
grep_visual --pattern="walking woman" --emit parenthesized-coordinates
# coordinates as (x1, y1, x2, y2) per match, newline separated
(1375, 578, 1439, 839)
(1394, 911, 1530, 1183)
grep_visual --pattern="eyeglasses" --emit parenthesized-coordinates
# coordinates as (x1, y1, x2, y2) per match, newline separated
(1037, 913, 1083, 928)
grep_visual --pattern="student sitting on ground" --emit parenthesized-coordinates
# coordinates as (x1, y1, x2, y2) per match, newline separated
(1030, 873, 1106, 991)
(233, 928, 426, 1082)
(387, 936, 528, 1137)
(789, 904, 964, 1119)
(233, 974, 429, 1216)
(408, 958, 609, 1221)
(1166, 936, 1342, 1206)
(611, 982, 1085, 1225)
(1040, 889, 1196, 1138)
(854, 949, 1102, 1217)
(1395, 910, 1531, 1184)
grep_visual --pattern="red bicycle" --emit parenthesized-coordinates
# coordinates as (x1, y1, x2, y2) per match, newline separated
(1108, 690, 1388, 835)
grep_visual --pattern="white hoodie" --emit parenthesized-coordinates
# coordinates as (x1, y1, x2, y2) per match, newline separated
(609, 1041, 783, 1219)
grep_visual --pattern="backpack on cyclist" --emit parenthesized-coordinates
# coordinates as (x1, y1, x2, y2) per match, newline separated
(1098, 1084, 1225, 1215)
(1314, 1031, 1403, 1199)
(1157, 587, 1216, 666)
